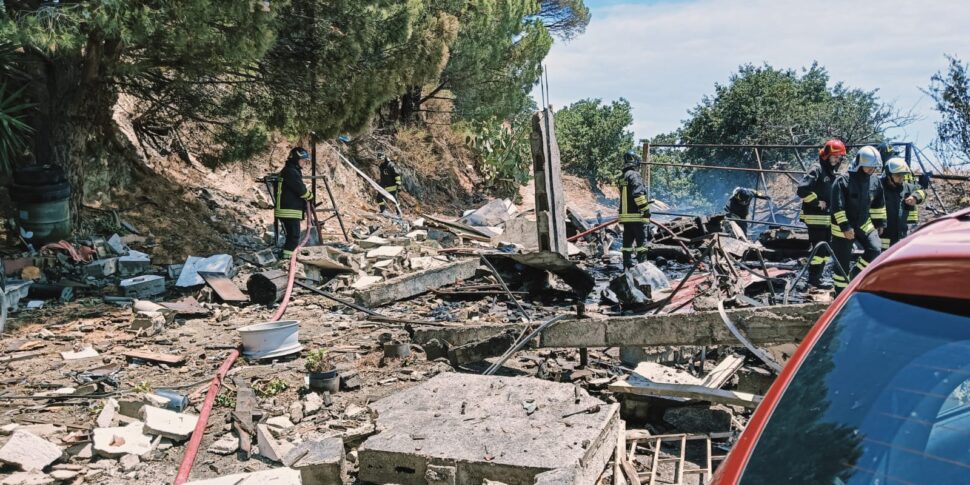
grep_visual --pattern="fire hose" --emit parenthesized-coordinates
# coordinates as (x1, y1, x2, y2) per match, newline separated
(174, 201, 316, 485)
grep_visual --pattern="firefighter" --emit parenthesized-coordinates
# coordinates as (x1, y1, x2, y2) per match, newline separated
(876, 142, 927, 226)
(275, 147, 313, 258)
(618, 151, 651, 269)
(872, 157, 925, 250)
(377, 152, 402, 213)
(797, 139, 845, 288)
(723, 186, 770, 236)
(829, 146, 886, 295)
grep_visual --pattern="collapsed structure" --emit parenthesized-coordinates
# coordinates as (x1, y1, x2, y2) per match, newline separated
(0, 108, 967, 485)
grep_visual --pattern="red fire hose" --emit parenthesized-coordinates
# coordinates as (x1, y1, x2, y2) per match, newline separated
(173, 201, 315, 484)
(567, 218, 618, 242)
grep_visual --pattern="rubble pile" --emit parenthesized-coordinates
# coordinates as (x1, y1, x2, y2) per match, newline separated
(0, 190, 834, 484)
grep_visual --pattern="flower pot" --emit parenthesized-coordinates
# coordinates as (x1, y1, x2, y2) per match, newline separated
(308, 371, 339, 393)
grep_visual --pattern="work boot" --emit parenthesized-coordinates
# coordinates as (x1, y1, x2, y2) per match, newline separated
(636, 249, 649, 264)
(806, 264, 824, 288)
(622, 252, 635, 270)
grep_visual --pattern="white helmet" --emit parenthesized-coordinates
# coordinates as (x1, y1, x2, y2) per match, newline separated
(850, 146, 882, 172)
(885, 157, 910, 175)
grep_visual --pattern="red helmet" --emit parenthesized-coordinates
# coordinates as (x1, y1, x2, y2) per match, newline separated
(819, 139, 847, 159)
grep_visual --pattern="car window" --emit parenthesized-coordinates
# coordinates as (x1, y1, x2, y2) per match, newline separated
(740, 291, 970, 485)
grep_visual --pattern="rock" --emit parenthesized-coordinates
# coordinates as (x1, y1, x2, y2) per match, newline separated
(142, 406, 199, 441)
(0, 423, 21, 435)
(285, 437, 345, 485)
(365, 246, 404, 259)
(303, 393, 323, 415)
(207, 434, 239, 456)
(0, 471, 54, 485)
(92, 423, 153, 458)
(69, 444, 93, 460)
(96, 398, 119, 428)
(662, 404, 734, 434)
(265, 415, 295, 431)
(0, 430, 63, 472)
(48, 469, 79, 481)
(343, 404, 367, 420)
(255, 424, 294, 463)
(289, 402, 304, 424)
(119, 454, 140, 472)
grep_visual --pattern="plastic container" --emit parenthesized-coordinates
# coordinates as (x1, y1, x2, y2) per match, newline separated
(10, 166, 72, 244)
(238, 320, 302, 360)
(308, 370, 340, 393)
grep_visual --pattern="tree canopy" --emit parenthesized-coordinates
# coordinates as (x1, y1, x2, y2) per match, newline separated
(555, 98, 635, 184)
(927, 55, 970, 166)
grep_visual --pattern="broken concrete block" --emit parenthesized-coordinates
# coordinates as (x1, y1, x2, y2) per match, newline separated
(354, 259, 479, 307)
(167, 264, 184, 280)
(208, 434, 239, 456)
(405, 229, 427, 241)
(0, 471, 54, 485)
(365, 245, 404, 259)
(183, 468, 302, 485)
(284, 437, 344, 485)
(176, 254, 233, 287)
(119, 453, 140, 472)
(120, 275, 166, 299)
(92, 423, 153, 458)
(0, 430, 63, 471)
(256, 423, 295, 463)
(408, 256, 446, 272)
(142, 406, 198, 441)
(60, 347, 98, 360)
(96, 398, 119, 428)
(266, 415, 295, 431)
(107, 234, 127, 255)
(350, 275, 382, 290)
(358, 236, 390, 249)
(250, 248, 278, 266)
(130, 311, 167, 334)
(118, 255, 151, 277)
(288, 402, 304, 424)
(358, 373, 619, 485)
(83, 258, 117, 278)
(49, 469, 80, 481)
(304, 392, 323, 415)
(425, 464, 457, 485)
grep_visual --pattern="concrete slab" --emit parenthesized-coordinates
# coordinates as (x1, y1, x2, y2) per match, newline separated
(354, 259, 479, 308)
(365, 245, 404, 259)
(183, 467, 302, 485)
(284, 437, 344, 484)
(92, 422, 153, 458)
(0, 430, 62, 471)
(142, 406, 198, 441)
(358, 373, 619, 485)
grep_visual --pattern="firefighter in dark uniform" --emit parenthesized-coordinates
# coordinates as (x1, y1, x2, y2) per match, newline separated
(829, 146, 885, 295)
(618, 151, 651, 269)
(275, 147, 313, 258)
(797, 139, 846, 288)
(377, 152, 402, 213)
(724, 187, 770, 236)
(875, 142, 928, 227)
(871, 157, 925, 250)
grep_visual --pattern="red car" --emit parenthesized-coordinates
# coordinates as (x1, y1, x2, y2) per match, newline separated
(712, 207, 970, 485)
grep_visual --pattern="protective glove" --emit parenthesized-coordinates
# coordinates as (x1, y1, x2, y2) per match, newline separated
(918, 172, 931, 189)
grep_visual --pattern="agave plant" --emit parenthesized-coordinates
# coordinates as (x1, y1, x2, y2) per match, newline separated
(0, 82, 33, 174)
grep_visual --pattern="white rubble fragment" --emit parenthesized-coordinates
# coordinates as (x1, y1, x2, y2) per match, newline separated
(207, 434, 239, 456)
(303, 392, 323, 415)
(350, 275, 382, 290)
(0, 471, 54, 485)
(265, 415, 295, 431)
(142, 406, 198, 441)
(256, 424, 295, 463)
(96, 398, 119, 428)
(119, 453, 140, 472)
(0, 430, 63, 472)
(183, 467, 301, 485)
(92, 423, 153, 458)
(60, 347, 98, 360)
(365, 246, 404, 259)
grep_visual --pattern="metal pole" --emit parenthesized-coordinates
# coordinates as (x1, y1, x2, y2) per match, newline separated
(643, 141, 651, 205)
(753, 148, 777, 223)
(321, 173, 349, 242)
(644, 161, 804, 175)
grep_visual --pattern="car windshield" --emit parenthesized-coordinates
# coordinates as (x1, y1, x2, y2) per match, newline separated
(741, 291, 970, 485)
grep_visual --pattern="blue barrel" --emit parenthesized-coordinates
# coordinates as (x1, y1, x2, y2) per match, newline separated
(10, 166, 72, 244)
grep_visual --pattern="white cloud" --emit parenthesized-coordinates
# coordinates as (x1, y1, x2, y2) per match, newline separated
(537, 0, 970, 147)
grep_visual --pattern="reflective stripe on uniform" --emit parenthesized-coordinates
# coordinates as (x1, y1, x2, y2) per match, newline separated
(634, 195, 648, 206)
(870, 207, 887, 219)
(801, 192, 818, 203)
(856, 258, 869, 272)
(832, 273, 848, 288)
(636, 246, 649, 253)
(621, 246, 635, 253)
(860, 220, 874, 234)
(301, 189, 313, 200)
(384, 186, 398, 192)
(619, 214, 649, 222)
(907, 210, 919, 222)
(833, 210, 848, 224)
(810, 255, 830, 265)
(800, 214, 830, 226)
(881, 238, 890, 250)
(274, 209, 303, 219)
(831, 224, 847, 238)
(282, 250, 293, 257)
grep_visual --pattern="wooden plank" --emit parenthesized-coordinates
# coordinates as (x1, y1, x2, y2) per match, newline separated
(200, 272, 249, 303)
(700, 354, 745, 389)
(123, 349, 185, 366)
(0, 350, 48, 364)
(233, 377, 256, 459)
(609, 379, 762, 409)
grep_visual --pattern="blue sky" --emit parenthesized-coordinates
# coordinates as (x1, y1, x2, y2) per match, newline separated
(537, 0, 970, 149)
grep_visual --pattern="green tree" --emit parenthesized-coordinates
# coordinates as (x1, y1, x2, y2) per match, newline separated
(465, 100, 537, 199)
(926, 55, 970, 166)
(1, 1, 278, 217)
(554, 98, 635, 185)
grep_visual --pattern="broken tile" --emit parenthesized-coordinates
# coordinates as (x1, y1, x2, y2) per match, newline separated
(92, 423, 153, 458)
(365, 246, 404, 259)
(256, 423, 294, 463)
(303, 392, 323, 415)
(285, 437, 344, 485)
(207, 434, 239, 456)
(142, 406, 198, 441)
(60, 347, 98, 360)
(0, 430, 63, 472)
(96, 398, 119, 428)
